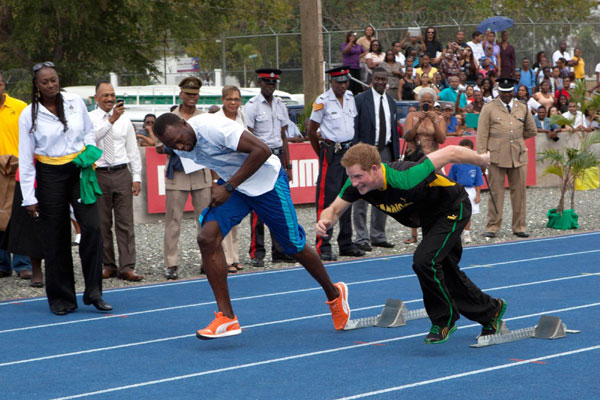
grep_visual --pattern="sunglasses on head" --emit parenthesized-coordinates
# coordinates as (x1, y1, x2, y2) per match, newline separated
(33, 61, 55, 73)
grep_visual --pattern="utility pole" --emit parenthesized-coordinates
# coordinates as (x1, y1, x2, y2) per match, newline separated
(299, 0, 324, 107)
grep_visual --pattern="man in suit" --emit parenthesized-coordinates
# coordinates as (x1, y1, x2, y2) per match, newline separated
(352, 67, 399, 251)
(477, 77, 537, 238)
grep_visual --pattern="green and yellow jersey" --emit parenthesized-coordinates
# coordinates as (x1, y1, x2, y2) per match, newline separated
(339, 158, 467, 228)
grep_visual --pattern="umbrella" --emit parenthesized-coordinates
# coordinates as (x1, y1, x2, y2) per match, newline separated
(477, 16, 514, 33)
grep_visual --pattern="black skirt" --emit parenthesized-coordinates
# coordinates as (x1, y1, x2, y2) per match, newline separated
(2, 182, 43, 259)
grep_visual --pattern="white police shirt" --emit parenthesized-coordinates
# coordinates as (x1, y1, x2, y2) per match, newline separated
(176, 113, 281, 197)
(309, 89, 356, 142)
(18, 91, 95, 206)
(243, 92, 288, 148)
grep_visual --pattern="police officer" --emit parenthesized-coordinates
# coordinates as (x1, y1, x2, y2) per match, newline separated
(243, 68, 293, 266)
(476, 77, 537, 238)
(307, 66, 365, 261)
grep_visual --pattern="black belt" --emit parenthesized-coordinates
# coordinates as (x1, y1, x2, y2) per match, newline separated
(271, 146, 283, 156)
(324, 139, 353, 152)
(96, 164, 128, 171)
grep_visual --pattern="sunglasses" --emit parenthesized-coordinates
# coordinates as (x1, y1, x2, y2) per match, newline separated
(33, 61, 55, 73)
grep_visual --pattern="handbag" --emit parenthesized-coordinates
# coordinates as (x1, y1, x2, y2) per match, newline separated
(403, 144, 425, 162)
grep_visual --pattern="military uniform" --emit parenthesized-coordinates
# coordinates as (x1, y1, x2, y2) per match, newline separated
(310, 75, 360, 258)
(477, 96, 537, 235)
(243, 68, 290, 263)
(158, 77, 212, 277)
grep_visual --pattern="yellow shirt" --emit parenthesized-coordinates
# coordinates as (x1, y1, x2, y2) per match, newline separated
(0, 94, 27, 157)
(572, 56, 585, 80)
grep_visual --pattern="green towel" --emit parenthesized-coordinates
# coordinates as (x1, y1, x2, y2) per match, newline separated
(72, 145, 103, 204)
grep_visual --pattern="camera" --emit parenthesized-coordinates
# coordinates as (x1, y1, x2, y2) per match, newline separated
(115, 99, 124, 107)
(422, 103, 429, 112)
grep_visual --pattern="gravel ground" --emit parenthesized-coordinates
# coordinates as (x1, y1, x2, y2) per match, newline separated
(1, 187, 598, 302)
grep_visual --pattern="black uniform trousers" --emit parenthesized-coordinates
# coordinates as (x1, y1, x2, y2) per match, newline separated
(36, 161, 103, 313)
(315, 141, 353, 255)
(248, 151, 286, 260)
(412, 198, 497, 328)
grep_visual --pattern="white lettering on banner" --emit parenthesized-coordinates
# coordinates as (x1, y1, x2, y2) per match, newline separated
(157, 165, 165, 196)
(289, 159, 319, 188)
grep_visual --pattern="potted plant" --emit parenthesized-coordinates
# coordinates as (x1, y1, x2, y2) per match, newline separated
(537, 81, 600, 229)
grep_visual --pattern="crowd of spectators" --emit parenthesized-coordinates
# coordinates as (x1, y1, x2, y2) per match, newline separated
(343, 25, 600, 140)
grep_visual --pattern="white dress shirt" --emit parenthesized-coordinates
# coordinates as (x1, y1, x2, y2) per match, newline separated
(88, 108, 142, 182)
(216, 108, 247, 129)
(371, 88, 391, 145)
(243, 92, 289, 149)
(18, 92, 95, 206)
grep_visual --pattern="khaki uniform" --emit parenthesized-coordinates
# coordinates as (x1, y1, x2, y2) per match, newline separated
(477, 98, 537, 234)
(159, 107, 212, 268)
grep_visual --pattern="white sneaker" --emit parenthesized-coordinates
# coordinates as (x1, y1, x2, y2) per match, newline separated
(463, 231, 472, 244)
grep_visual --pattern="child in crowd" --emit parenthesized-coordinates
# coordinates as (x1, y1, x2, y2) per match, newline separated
(448, 138, 483, 243)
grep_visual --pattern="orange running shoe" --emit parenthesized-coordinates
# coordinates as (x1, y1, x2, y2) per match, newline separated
(196, 311, 242, 340)
(326, 282, 350, 330)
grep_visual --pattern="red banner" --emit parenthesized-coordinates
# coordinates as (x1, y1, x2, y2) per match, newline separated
(144, 138, 536, 213)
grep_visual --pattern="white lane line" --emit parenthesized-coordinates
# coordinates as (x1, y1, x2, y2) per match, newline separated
(47, 301, 600, 400)
(470, 249, 600, 268)
(337, 345, 600, 399)
(2, 269, 598, 335)
(2, 231, 598, 306)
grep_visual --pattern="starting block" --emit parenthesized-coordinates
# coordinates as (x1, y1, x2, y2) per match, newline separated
(344, 299, 428, 330)
(470, 315, 580, 348)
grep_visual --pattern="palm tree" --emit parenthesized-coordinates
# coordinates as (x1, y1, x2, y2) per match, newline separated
(537, 80, 600, 227)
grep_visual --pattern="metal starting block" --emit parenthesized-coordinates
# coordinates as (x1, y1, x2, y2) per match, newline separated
(470, 315, 580, 348)
(344, 299, 428, 330)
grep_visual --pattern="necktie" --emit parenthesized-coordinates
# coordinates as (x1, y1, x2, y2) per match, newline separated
(104, 114, 115, 164)
(506, 104, 511, 114)
(378, 96, 386, 150)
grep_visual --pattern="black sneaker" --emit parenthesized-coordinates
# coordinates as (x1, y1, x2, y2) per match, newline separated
(424, 324, 457, 344)
(480, 298, 507, 336)
(319, 252, 338, 261)
(355, 242, 372, 252)
(339, 247, 366, 257)
(272, 254, 295, 263)
(251, 258, 265, 268)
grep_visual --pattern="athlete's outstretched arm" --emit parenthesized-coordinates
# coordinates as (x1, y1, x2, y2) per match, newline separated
(316, 197, 352, 238)
(427, 145, 490, 170)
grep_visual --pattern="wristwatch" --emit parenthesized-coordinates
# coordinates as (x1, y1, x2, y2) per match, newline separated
(224, 182, 234, 193)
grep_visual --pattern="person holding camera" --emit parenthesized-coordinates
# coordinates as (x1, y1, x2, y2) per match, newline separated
(402, 88, 447, 244)
(89, 81, 144, 282)
(342, 31, 367, 95)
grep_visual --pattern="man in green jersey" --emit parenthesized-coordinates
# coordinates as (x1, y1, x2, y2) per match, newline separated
(317, 143, 505, 344)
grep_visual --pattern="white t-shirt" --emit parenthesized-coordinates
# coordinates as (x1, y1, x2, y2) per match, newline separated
(467, 41, 484, 63)
(552, 50, 571, 67)
(176, 113, 281, 196)
(595, 62, 600, 75)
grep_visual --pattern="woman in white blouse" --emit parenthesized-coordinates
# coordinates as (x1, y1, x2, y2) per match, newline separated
(18, 62, 109, 315)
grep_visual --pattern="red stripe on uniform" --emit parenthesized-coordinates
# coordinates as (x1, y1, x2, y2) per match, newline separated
(249, 211, 259, 258)
(315, 148, 329, 253)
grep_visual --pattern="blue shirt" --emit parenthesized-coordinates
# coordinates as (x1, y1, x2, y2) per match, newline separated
(533, 115, 559, 132)
(448, 163, 483, 188)
(446, 115, 458, 133)
(438, 87, 467, 108)
(518, 68, 536, 95)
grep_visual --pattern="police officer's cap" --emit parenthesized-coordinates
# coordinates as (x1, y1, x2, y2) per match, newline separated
(178, 77, 202, 94)
(497, 77, 518, 92)
(256, 68, 281, 83)
(325, 66, 351, 83)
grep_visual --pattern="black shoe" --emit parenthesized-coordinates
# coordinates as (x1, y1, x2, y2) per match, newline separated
(483, 232, 496, 238)
(319, 252, 338, 261)
(480, 298, 507, 336)
(372, 241, 395, 248)
(84, 298, 112, 311)
(251, 258, 265, 268)
(355, 242, 372, 252)
(339, 248, 366, 257)
(165, 266, 178, 280)
(272, 254, 295, 263)
(51, 307, 68, 316)
(424, 324, 457, 344)
(513, 232, 529, 238)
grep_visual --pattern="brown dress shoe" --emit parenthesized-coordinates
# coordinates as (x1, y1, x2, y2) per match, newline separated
(117, 270, 144, 282)
(102, 267, 117, 279)
(18, 270, 32, 280)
